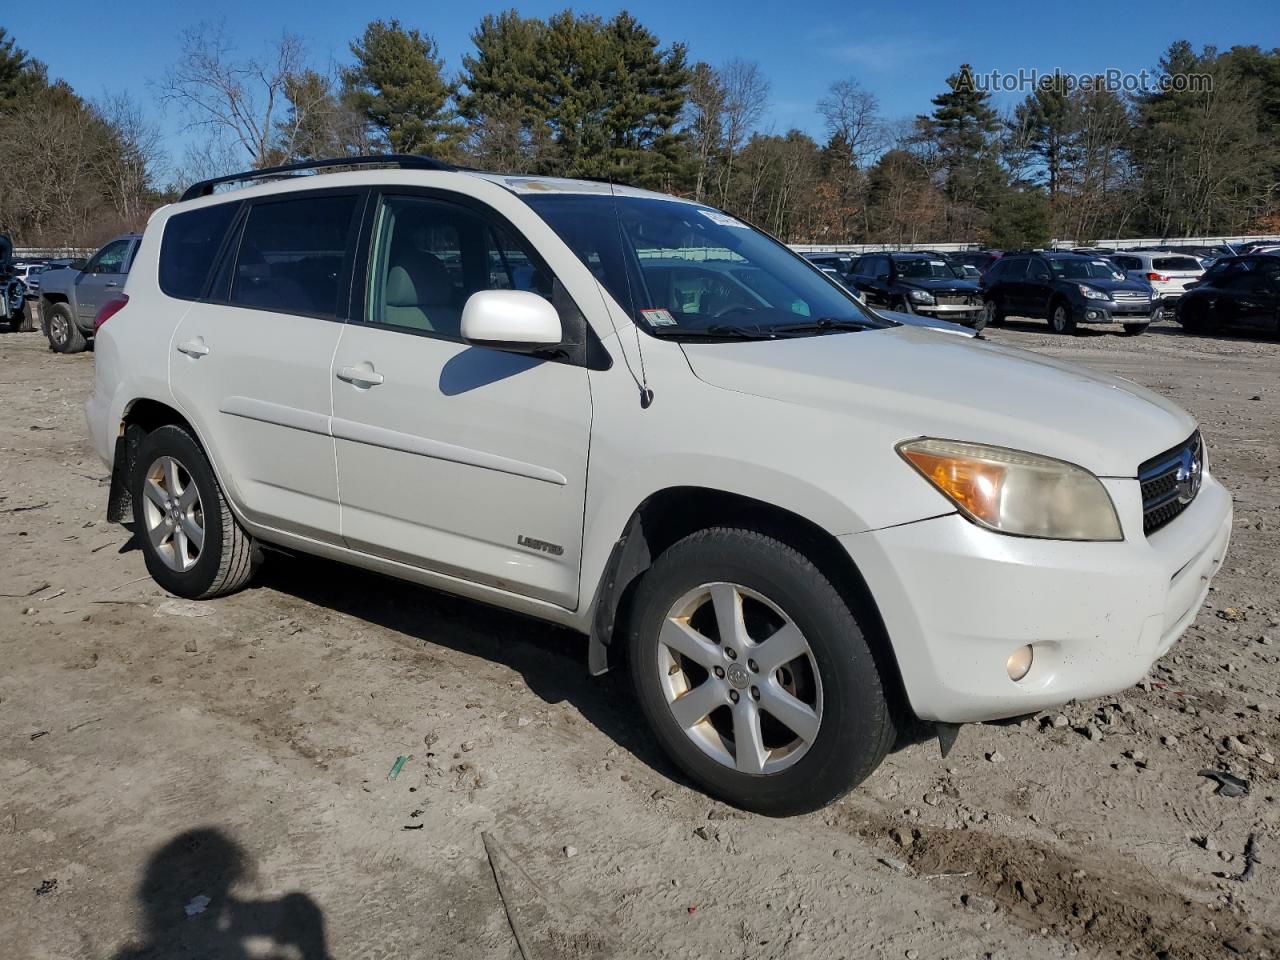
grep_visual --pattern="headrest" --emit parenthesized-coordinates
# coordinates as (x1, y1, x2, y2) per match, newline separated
(386, 249, 453, 307)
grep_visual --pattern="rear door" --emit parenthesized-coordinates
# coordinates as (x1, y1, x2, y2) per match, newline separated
(330, 189, 592, 608)
(1024, 257, 1053, 317)
(169, 189, 363, 545)
(75, 238, 133, 326)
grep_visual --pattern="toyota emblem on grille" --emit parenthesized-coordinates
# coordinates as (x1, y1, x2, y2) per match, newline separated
(1175, 443, 1202, 505)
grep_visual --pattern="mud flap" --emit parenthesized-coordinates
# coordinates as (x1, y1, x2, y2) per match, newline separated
(106, 427, 143, 524)
(936, 722, 962, 759)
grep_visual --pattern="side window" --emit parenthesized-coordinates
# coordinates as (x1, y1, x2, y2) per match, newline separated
(159, 203, 239, 301)
(1001, 257, 1028, 279)
(229, 193, 359, 318)
(1028, 258, 1051, 281)
(86, 239, 131, 275)
(365, 195, 555, 340)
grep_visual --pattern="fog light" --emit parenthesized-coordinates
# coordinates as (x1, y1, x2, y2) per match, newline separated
(1006, 645, 1034, 681)
(1086, 310, 1100, 320)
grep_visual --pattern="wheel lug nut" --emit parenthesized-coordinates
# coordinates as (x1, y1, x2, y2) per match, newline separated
(713, 666, 725, 678)
(726, 648, 737, 660)
(747, 659, 758, 673)
(729, 690, 739, 703)
(751, 687, 760, 701)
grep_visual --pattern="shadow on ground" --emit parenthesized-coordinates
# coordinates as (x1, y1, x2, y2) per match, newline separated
(113, 828, 331, 960)
(257, 551, 685, 783)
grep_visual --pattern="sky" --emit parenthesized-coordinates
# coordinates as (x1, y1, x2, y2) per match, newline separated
(5, 0, 1280, 172)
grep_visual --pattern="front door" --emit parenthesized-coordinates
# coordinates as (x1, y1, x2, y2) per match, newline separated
(76, 238, 133, 325)
(331, 191, 591, 608)
(169, 190, 363, 545)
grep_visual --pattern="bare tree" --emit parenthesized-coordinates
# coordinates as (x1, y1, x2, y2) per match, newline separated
(716, 59, 769, 208)
(817, 78, 883, 167)
(158, 22, 307, 168)
(91, 92, 164, 229)
(683, 62, 726, 202)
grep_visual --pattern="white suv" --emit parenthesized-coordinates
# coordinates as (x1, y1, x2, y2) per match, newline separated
(86, 157, 1232, 814)
(1108, 251, 1205, 310)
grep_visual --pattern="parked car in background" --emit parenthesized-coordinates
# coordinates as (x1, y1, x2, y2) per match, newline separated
(981, 251, 1159, 334)
(1175, 254, 1280, 336)
(38, 235, 141, 352)
(85, 154, 1231, 814)
(803, 253, 853, 277)
(847, 252, 985, 328)
(1107, 251, 1203, 312)
(1, 235, 30, 331)
(951, 250, 1003, 275)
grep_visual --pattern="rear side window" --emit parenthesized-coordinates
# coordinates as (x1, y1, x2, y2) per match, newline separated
(1152, 257, 1201, 272)
(159, 204, 238, 301)
(230, 194, 359, 318)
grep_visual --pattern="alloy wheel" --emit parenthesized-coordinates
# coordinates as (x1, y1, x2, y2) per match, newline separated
(50, 313, 68, 346)
(141, 455, 204, 572)
(657, 582, 822, 775)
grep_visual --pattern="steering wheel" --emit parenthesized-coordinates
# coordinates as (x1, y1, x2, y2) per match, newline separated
(712, 304, 752, 320)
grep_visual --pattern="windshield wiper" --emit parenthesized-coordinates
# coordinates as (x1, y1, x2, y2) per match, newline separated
(647, 323, 779, 341)
(769, 317, 872, 336)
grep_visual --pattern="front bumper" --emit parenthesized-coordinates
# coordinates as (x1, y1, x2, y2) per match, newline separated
(842, 472, 1232, 723)
(916, 302, 983, 320)
(1077, 299, 1160, 324)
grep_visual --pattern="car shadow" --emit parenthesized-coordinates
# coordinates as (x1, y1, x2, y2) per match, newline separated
(112, 827, 331, 960)
(255, 551, 686, 784)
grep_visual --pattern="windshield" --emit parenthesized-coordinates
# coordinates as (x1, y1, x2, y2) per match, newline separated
(1050, 258, 1124, 280)
(521, 193, 889, 337)
(897, 258, 964, 280)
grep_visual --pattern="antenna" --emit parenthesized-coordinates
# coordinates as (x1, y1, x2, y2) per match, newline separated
(606, 177, 654, 409)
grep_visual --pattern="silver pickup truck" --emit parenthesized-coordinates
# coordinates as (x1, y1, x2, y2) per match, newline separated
(38, 234, 141, 352)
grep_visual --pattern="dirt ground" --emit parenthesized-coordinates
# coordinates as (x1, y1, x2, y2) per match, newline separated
(2, 317, 1277, 960)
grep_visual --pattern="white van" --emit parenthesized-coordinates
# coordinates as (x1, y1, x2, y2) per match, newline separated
(86, 157, 1231, 814)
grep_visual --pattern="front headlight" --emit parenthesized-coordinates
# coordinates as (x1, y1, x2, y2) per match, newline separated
(897, 438, 1123, 541)
(908, 289, 935, 304)
(1078, 285, 1108, 300)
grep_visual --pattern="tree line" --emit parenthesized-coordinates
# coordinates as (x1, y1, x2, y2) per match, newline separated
(2, 18, 1278, 250)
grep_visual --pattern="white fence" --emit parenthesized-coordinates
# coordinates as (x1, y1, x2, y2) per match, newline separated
(792, 234, 1280, 256)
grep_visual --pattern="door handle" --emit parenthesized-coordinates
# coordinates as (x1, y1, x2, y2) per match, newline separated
(105, 281, 119, 288)
(336, 364, 384, 387)
(176, 338, 209, 358)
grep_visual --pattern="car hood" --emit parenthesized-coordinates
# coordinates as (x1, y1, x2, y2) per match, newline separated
(680, 325, 1195, 477)
(899, 277, 981, 293)
(1064, 277, 1150, 294)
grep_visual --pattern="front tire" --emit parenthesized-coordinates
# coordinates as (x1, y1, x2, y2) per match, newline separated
(131, 425, 258, 599)
(1049, 301, 1077, 335)
(627, 527, 896, 816)
(45, 302, 86, 353)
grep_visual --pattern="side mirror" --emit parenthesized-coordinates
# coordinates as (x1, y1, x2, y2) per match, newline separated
(461, 289, 562, 351)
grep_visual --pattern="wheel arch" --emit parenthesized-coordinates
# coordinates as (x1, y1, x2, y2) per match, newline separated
(107, 398, 202, 523)
(586, 485, 910, 719)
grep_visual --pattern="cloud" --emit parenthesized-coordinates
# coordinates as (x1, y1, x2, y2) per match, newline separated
(824, 38, 940, 71)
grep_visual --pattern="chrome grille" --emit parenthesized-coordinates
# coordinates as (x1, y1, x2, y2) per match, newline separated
(1138, 432, 1202, 535)
(1113, 290, 1150, 302)
(935, 294, 979, 306)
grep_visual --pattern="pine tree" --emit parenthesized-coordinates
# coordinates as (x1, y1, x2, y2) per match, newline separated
(345, 20, 463, 158)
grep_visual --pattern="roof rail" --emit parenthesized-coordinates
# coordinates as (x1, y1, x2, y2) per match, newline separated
(179, 154, 457, 203)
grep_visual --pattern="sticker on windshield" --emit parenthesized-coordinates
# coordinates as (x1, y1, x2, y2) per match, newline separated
(699, 209, 748, 229)
(641, 308, 677, 327)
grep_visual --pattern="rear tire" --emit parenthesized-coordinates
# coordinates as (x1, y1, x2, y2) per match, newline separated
(45, 302, 86, 353)
(627, 527, 896, 816)
(131, 425, 258, 599)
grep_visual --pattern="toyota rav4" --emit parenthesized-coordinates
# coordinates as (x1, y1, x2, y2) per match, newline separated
(86, 156, 1232, 815)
